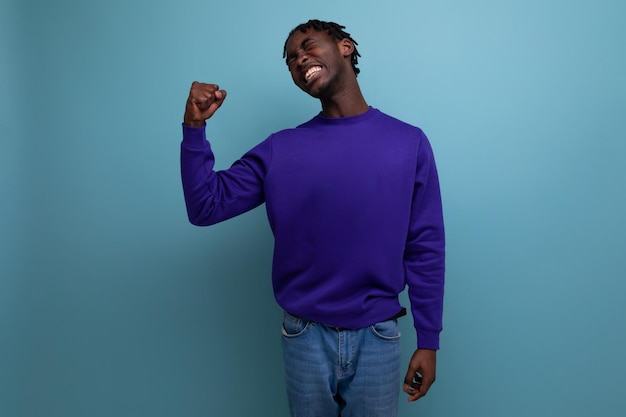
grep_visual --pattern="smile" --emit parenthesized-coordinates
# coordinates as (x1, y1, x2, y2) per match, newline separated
(305, 66, 322, 81)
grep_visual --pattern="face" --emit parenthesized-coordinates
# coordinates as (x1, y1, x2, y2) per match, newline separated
(285, 28, 354, 98)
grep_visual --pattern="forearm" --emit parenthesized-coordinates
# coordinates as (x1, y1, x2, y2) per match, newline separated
(180, 124, 269, 226)
(180, 124, 219, 225)
(405, 240, 445, 349)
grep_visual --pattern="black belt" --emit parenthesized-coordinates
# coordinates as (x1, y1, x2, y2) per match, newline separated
(387, 307, 407, 321)
(287, 307, 407, 326)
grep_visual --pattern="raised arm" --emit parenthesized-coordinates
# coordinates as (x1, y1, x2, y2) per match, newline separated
(180, 82, 269, 226)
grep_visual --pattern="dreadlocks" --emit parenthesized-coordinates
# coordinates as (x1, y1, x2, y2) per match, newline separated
(283, 19, 362, 76)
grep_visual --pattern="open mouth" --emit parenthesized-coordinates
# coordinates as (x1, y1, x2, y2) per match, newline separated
(304, 66, 322, 82)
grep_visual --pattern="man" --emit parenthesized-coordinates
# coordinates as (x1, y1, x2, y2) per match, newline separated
(180, 19, 445, 417)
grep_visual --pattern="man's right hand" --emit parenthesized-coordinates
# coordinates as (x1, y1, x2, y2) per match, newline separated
(183, 82, 227, 127)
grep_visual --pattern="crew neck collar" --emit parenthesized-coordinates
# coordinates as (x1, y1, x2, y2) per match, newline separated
(314, 106, 378, 125)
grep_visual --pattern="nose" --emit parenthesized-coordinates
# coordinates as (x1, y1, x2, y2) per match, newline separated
(296, 50, 309, 68)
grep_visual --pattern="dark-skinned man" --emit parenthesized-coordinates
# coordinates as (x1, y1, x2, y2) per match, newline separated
(180, 19, 445, 417)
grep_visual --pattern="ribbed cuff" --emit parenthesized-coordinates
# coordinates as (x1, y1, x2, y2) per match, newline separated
(181, 123, 207, 146)
(416, 328, 440, 350)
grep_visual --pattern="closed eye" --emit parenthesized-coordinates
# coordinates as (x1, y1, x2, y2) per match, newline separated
(285, 38, 317, 67)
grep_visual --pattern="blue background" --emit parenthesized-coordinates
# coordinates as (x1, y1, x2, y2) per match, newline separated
(2, 0, 625, 416)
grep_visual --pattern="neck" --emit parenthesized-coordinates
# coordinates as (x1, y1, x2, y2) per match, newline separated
(319, 80, 369, 118)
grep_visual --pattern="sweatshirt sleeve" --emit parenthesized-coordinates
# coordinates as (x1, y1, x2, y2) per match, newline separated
(404, 131, 445, 350)
(180, 124, 271, 226)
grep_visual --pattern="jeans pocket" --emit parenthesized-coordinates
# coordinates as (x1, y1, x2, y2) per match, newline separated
(281, 312, 312, 338)
(369, 319, 401, 341)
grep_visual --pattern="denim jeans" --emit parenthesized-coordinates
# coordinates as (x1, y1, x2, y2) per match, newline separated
(281, 311, 401, 417)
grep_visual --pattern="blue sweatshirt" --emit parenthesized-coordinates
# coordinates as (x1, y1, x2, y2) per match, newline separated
(180, 107, 445, 349)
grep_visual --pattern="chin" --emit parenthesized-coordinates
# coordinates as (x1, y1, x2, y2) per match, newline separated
(308, 83, 332, 99)
(307, 90, 323, 99)
(298, 84, 322, 98)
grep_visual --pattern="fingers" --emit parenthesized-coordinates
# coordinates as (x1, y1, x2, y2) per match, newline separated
(403, 370, 426, 402)
(190, 81, 227, 109)
(403, 372, 433, 401)
(408, 370, 434, 401)
(184, 81, 227, 126)
(403, 349, 437, 402)
(205, 88, 227, 117)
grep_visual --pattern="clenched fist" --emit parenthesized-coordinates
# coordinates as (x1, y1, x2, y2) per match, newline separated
(183, 82, 227, 127)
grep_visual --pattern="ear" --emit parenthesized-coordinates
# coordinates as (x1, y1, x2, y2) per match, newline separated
(338, 38, 354, 57)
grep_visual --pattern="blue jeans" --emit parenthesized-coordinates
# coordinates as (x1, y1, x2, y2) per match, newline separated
(281, 311, 401, 417)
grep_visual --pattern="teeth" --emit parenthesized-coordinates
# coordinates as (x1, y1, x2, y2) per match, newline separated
(305, 66, 322, 81)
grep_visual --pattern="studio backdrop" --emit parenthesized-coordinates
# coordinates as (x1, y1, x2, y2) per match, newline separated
(2, 1, 625, 416)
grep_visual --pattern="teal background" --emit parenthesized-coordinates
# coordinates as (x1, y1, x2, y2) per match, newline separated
(2, 0, 625, 416)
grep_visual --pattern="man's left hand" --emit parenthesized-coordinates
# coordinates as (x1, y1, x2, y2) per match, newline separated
(403, 349, 437, 402)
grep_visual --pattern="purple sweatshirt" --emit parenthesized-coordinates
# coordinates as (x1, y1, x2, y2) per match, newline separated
(180, 107, 445, 349)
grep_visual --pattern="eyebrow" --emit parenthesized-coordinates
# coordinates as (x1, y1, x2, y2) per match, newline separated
(287, 36, 315, 58)
(300, 37, 314, 48)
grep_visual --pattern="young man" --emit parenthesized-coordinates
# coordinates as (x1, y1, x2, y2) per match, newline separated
(180, 19, 445, 417)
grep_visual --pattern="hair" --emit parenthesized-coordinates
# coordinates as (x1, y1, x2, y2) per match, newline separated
(283, 19, 361, 76)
